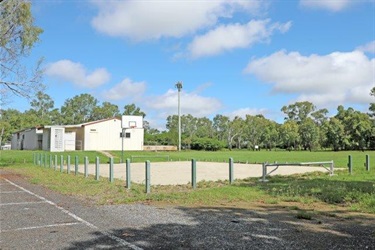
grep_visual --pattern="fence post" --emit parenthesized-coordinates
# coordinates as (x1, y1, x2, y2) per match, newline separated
(67, 155, 71, 174)
(60, 155, 64, 172)
(229, 157, 234, 184)
(95, 156, 100, 181)
(54, 155, 57, 171)
(75, 156, 79, 175)
(191, 159, 197, 189)
(49, 155, 52, 168)
(126, 158, 131, 189)
(84, 156, 88, 178)
(33, 153, 36, 165)
(259, 162, 269, 182)
(348, 155, 352, 174)
(109, 157, 114, 183)
(145, 160, 150, 194)
(44, 153, 47, 168)
(365, 155, 370, 171)
(39, 153, 42, 166)
(330, 160, 334, 176)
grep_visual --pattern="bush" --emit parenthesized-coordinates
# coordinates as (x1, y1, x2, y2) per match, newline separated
(191, 138, 225, 151)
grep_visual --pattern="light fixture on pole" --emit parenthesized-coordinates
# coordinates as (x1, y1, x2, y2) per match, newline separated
(175, 82, 183, 151)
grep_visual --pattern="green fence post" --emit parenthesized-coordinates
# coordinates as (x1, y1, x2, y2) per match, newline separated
(365, 155, 370, 171)
(33, 153, 36, 165)
(95, 156, 100, 181)
(67, 155, 71, 174)
(126, 158, 131, 189)
(109, 157, 114, 183)
(49, 155, 52, 168)
(60, 155, 64, 172)
(54, 155, 57, 171)
(84, 156, 88, 178)
(75, 156, 79, 175)
(44, 153, 47, 168)
(145, 160, 150, 194)
(229, 157, 234, 184)
(348, 155, 352, 174)
(191, 159, 197, 189)
(40, 154, 44, 167)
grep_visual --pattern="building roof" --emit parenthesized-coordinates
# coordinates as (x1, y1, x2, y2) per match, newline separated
(80, 117, 121, 127)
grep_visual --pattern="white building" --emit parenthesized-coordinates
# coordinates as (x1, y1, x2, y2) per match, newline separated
(11, 117, 144, 152)
(11, 127, 44, 150)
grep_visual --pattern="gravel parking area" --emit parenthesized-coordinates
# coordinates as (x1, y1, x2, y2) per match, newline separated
(1, 169, 374, 250)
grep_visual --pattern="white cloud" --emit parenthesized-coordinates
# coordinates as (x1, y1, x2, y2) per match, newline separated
(101, 78, 146, 101)
(300, 0, 353, 11)
(91, 0, 262, 41)
(188, 19, 291, 58)
(245, 50, 375, 107)
(356, 40, 375, 54)
(45, 60, 110, 88)
(226, 108, 269, 119)
(146, 89, 222, 118)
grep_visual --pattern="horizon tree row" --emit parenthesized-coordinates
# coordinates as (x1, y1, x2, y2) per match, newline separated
(1, 89, 374, 151)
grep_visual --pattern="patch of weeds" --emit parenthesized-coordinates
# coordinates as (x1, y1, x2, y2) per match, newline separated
(30, 178, 40, 184)
(264, 198, 279, 204)
(289, 206, 300, 211)
(296, 211, 313, 220)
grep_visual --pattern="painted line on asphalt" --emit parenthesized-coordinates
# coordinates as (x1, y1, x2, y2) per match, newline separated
(0, 201, 46, 206)
(3, 178, 143, 250)
(0, 222, 81, 233)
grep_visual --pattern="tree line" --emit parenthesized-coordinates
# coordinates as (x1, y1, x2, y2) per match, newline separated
(1, 88, 374, 151)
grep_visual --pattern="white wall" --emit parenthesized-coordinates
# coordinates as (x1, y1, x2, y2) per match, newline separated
(11, 128, 42, 150)
(83, 119, 143, 151)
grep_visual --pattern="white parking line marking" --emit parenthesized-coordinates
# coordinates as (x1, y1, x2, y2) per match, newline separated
(3, 178, 143, 250)
(0, 222, 81, 233)
(0, 201, 46, 206)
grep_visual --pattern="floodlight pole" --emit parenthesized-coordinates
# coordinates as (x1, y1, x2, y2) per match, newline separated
(175, 82, 183, 151)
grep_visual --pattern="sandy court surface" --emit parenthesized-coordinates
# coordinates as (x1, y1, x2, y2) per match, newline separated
(72, 161, 331, 185)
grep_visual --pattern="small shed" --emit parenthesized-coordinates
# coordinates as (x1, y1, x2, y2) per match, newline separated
(11, 127, 43, 150)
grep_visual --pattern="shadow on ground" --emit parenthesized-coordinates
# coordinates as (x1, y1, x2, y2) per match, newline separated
(65, 205, 375, 250)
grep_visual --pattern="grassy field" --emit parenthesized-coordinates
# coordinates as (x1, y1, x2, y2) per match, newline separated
(1, 150, 374, 215)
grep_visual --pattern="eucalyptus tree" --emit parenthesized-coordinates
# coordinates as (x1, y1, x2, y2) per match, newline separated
(195, 117, 214, 139)
(93, 101, 120, 120)
(299, 118, 319, 151)
(281, 101, 316, 123)
(260, 119, 279, 150)
(243, 115, 262, 149)
(213, 114, 230, 142)
(230, 116, 245, 149)
(60, 93, 98, 124)
(123, 103, 146, 118)
(0, 0, 44, 100)
(279, 120, 300, 150)
(30, 91, 54, 122)
(323, 117, 347, 151)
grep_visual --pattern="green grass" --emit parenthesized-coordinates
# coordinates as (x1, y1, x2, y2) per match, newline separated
(110, 149, 373, 169)
(0, 150, 109, 166)
(1, 150, 374, 214)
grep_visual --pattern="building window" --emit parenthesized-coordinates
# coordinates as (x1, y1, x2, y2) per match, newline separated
(120, 132, 131, 138)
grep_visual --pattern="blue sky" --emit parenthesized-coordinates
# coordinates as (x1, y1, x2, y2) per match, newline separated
(12, 0, 375, 129)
